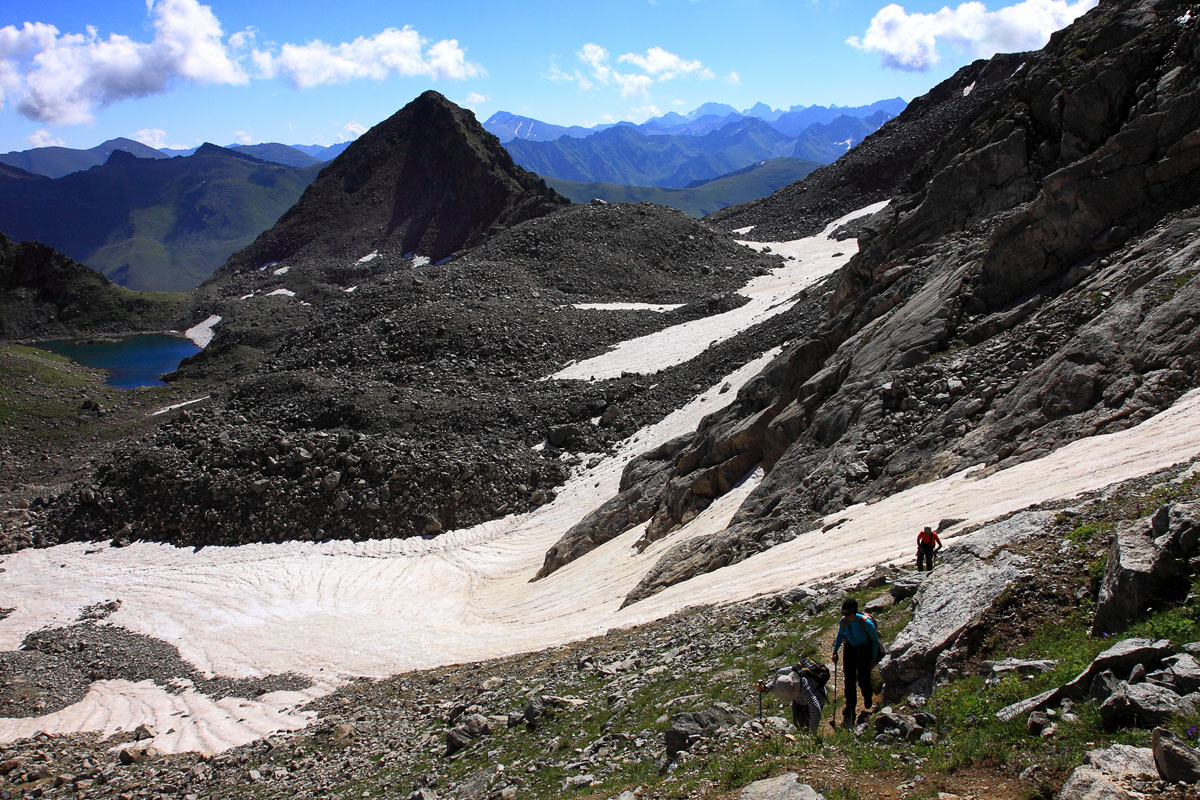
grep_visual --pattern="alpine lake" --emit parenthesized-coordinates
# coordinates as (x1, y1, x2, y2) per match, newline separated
(34, 334, 199, 389)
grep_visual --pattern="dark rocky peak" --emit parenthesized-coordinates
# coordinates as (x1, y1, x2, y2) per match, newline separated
(215, 90, 567, 279)
(191, 142, 260, 162)
(102, 149, 142, 166)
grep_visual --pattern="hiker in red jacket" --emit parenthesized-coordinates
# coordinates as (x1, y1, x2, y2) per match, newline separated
(917, 525, 942, 572)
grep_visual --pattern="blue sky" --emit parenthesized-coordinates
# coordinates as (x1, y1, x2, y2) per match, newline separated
(0, 0, 1098, 153)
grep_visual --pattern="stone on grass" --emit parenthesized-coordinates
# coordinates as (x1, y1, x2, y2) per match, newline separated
(997, 638, 1174, 722)
(664, 703, 749, 757)
(1152, 726, 1200, 783)
(1093, 503, 1200, 635)
(1099, 682, 1197, 730)
(738, 772, 825, 800)
(1058, 745, 1156, 800)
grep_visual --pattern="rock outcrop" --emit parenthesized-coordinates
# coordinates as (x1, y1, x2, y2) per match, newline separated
(664, 702, 749, 758)
(1093, 501, 1200, 634)
(1058, 744, 1159, 800)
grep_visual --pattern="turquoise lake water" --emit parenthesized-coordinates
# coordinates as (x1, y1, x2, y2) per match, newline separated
(36, 334, 200, 388)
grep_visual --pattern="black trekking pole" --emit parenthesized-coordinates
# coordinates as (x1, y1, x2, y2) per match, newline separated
(756, 680, 766, 720)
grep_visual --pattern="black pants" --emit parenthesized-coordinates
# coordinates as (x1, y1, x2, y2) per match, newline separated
(917, 543, 936, 571)
(842, 643, 873, 722)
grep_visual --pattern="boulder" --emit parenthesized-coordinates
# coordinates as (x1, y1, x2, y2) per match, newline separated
(1147, 654, 1200, 695)
(445, 726, 473, 756)
(664, 702, 749, 758)
(1091, 669, 1123, 703)
(1100, 681, 1198, 730)
(1093, 503, 1200, 634)
(889, 571, 925, 601)
(864, 593, 895, 612)
(1058, 745, 1157, 800)
(1152, 726, 1200, 783)
(873, 709, 925, 741)
(738, 772, 825, 800)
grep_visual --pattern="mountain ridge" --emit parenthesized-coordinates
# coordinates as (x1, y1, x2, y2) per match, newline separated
(0, 143, 320, 292)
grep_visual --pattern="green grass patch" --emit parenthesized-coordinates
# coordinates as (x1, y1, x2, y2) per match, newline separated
(1066, 521, 1113, 543)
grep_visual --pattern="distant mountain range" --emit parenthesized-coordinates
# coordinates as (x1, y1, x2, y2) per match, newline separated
(483, 98, 906, 143)
(0, 137, 169, 179)
(0, 145, 320, 291)
(502, 112, 891, 189)
(159, 141, 352, 165)
(543, 157, 820, 217)
(0, 138, 351, 179)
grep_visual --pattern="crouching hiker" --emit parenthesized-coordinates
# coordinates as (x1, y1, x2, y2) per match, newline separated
(832, 597, 882, 727)
(759, 658, 829, 734)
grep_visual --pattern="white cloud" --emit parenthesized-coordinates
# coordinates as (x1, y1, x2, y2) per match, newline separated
(552, 43, 714, 99)
(256, 26, 482, 89)
(724, 71, 742, 85)
(0, 4, 483, 128)
(2, 1, 247, 126)
(341, 121, 366, 140)
(132, 128, 168, 148)
(462, 91, 489, 110)
(628, 103, 662, 121)
(26, 128, 65, 147)
(618, 47, 712, 80)
(847, 0, 1098, 71)
(234, 130, 252, 144)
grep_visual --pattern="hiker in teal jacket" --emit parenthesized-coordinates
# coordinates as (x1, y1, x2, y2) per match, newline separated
(831, 597, 882, 727)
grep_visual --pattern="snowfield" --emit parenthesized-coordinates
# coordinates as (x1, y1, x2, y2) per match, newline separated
(552, 201, 888, 381)
(184, 315, 221, 348)
(3, 201, 1200, 755)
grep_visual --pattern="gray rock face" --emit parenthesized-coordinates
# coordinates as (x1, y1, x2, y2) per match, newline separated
(1058, 744, 1157, 800)
(1152, 726, 1200, 783)
(534, 437, 685, 579)
(1093, 502, 1200, 634)
(552, 0, 1200, 613)
(1148, 654, 1200, 694)
(738, 772, 825, 800)
(879, 513, 1047, 697)
(1100, 682, 1199, 730)
(664, 702, 749, 758)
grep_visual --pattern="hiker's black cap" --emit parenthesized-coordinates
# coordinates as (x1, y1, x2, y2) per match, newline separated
(841, 597, 858, 613)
